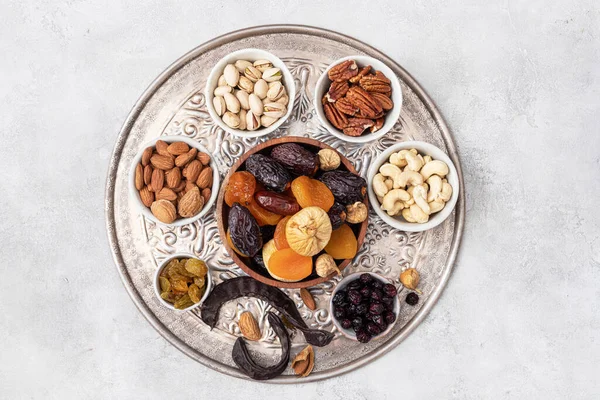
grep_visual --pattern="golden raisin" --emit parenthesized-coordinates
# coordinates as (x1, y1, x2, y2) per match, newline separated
(224, 171, 256, 207)
(324, 224, 357, 259)
(291, 176, 334, 212)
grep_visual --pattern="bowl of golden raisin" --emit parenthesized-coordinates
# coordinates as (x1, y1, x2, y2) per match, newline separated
(216, 136, 369, 289)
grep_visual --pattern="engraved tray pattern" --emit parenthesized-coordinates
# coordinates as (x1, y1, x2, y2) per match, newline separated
(105, 25, 465, 382)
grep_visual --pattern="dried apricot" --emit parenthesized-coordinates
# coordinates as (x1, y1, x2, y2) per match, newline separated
(225, 171, 256, 207)
(273, 216, 291, 250)
(291, 176, 334, 212)
(324, 224, 357, 259)
(267, 248, 313, 282)
(246, 200, 282, 226)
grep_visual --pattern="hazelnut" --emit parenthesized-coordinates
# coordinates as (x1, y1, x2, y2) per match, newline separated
(345, 202, 368, 224)
(317, 149, 341, 171)
(400, 268, 420, 290)
(315, 254, 340, 278)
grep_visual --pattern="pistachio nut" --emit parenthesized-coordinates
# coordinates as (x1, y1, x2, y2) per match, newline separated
(234, 59, 253, 73)
(222, 111, 241, 129)
(262, 67, 282, 82)
(263, 102, 286, 119)
(223, 92, 241, 113)
(235, 90, 250, 110)
(217, 74, 227, 87)
(266, 81, 285, 101)
(212, 96, 226, 117)
(254, 79, 269, 99)
(276, 94, 289, 105)
(260, 115, 278, 128)
(249, 93, 264, 116)
(253, 59, 273, 72)
(224, 64, 239, 87)
(238, 76, 254, 93)
(244, 65, 262, 82)
(213, 85, 233, 96)
(246, 110, 261, 131)
(238, 109, 247, 130)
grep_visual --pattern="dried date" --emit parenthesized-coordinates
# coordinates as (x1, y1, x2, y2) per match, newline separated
(245, 154, 292, 193)
(228, 203, 263, 257)
(254, 190, 300, 216)
(270, 143, 319, 176)
(327, 201, 347, 230)
(319, 170, 367, 205)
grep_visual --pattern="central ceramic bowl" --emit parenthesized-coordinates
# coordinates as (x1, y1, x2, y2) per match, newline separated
(216, 136, 368, 289)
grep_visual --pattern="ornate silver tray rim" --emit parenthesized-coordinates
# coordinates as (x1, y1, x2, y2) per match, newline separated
(105, 24, 465, 383)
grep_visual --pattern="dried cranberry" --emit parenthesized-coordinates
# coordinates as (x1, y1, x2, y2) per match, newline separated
(371, 314, 385, 327)
(346, 303, 357, 316)
(348, 280, 362, 290)
(355, 303, 368, 316)
(383, 283, 398, 297)
(351, 316, 363, 330)
(371, 280, 383, 290)
(359, 286, 371, 298)
(332, 291, 347, 306)
(384, 311, 396, 325)
(356, 330, 371, 343)
(406, 292, 419, 306)
(348, 289, 362, 305)
(369, 302, 385, 315)
(341, 319, 352, 329)
(382, 296, 394, 310)
(366, 322, 382, 336)
(370, 289, 383, 302)
(333, 307, 345, 319)
(360, 273, 373, 284)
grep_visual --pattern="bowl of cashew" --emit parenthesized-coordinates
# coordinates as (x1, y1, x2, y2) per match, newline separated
(367, 141, 459, 232)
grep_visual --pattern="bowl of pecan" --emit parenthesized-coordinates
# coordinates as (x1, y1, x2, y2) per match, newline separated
(314, 56, 402, 143)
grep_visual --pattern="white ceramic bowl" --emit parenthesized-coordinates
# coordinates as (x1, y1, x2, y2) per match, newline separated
(314, 55, 403, 143)
(367, 141, 460, 232)
(205, 48, 296, 138)
(329, 272, 400, 341)
(153, 253, 213, 312)
(129, 136, 220, 227)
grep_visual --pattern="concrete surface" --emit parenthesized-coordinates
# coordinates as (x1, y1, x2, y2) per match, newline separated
(1, 0, 599, 399)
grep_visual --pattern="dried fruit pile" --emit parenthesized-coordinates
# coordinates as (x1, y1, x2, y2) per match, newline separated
(158, 257, 209, 309)
(224, 142, 368, 282)
(134, 140, 214, 224)
(322, 59, 394, 137)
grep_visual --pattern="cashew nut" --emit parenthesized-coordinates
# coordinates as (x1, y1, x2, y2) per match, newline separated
(412, 185, 431, 215)
(438, 182, 453, 202)
(426, 175, 443, 202)
(377, 195, 384, 204)
(409, 204, 429, 223)
(384, 179, 393, 190)
(381, 189, 410, 216)
(423, 155, 432, 164)
(429, 199, 445, 213)
(372, 173, 389, 197)
(389, 151, 408, 167)
(420, 160, 449, 180)
(396, 170, 424, 188)
(405, 151, 424, 172)
(410, 148, 418, 154)
(379, 163, 403, 188)
(402, 208, 416, 222)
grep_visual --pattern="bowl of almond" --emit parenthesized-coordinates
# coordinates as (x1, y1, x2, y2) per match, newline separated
(129, 136, 219, 226)
(314, 56, 403, 143)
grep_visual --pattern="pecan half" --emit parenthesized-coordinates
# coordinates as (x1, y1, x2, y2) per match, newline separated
(328, 60, 358, 82)
(371, 117, 384, 133)
(370, 92, 394, 111)
(334, 97, 359, 116)
(323, 103, 348, 130)
(343, 118, 374, 137)
(326, 81, 349, 102)
(359, 71, 392, 94)
(346, 87, 383, 119)
(349, 65, 372, 83)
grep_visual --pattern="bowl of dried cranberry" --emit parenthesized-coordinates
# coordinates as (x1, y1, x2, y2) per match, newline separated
(330, 272, 400, 343)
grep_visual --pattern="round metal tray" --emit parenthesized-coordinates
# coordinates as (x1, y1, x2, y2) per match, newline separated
(105, 25, 465, 383)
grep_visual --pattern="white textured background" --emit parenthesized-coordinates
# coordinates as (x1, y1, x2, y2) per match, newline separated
(1, 1, 599, 399)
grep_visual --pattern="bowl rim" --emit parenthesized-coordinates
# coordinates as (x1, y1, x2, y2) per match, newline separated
(366, 140, 460, 232)
(153, 253, 213, 312)
(329, 272, 400, 341)
(204, 48, 296, 138)
(128, 135, 220, 227)
(313, 55, 403, 143)
(215, 136, 369, 289)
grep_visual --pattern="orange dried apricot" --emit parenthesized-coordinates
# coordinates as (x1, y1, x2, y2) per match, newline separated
(273, 216, 291, 250)
(291, 176, 334, 212)
(267, 248, 313, 282)
(246, 200, 282, 226)
(224, 171, 256, 207)
(324, 224, 357, 259)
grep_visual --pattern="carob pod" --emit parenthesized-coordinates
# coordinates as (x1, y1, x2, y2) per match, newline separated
(232, 312, 290, 380)
(327, 201, 347, 230)
(319, 170, 367, 205)
(254, 190, 300, 216)
(270, 143, 319, 176)
(200, 277, 334, 347)
(228, 203, 263, 257)
(245, 154, 292, 193)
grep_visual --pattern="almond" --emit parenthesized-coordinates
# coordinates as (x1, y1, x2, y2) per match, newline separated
(175, 148, 197, 167)
(201, 188, 211, 204)
(185, 180, 197, 193)
(197, 151, 211, 166)
(156, 187, 177, 201)
(155, 140, 170, 156)
(196, 167, 213, 189)
(173, 179, 186, 193)
(151, 199, 177, 224)
(143, 165, 153, 185)
(239, 312, 261, 341)
(151, 168, 165, 193)
(184, 160, 202, 182)
(134, 163, 144, 190)
(300, 288, 316, 310)
(139, 186, 154, 207)
(178, 186, 204, 218)
(167, 141, 190, 155)
(150, 154, 174, 170)
(166, 167, 181, 189)
(141, 147, 153, 166)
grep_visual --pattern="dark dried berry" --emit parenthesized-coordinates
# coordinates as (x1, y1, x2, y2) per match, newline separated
(348, 280, 362, 290)
(245, 154, 291, 193)
(366, 322, 382, 336)
(348, 289, 362, 305)
(356, 330, 371, 343)
(346, 303, 357, 316)
(382, 296, 394, 310)
(383, 283, 398, 297)
(341, 319, 352, 329)
(384, 311, 396, 325)
(406, 292, 419, 306)
(355, 303, 368, 316)
(359, 286, 371, 298)
(371, 314, 385, 327)
(228, 203, 262, 257)
(327, 201, 347, 230)
(319, 170, 367, 205)
(369, 302, 385, 315)
(351, 316, 364, 330)
(332, 291, 346, 306)
(360, 273, 373, 284)
(270, 143, 319, 176)
(333, 307, 345, 319)
(371, 280, 383, 290)
(370, 289, 383, 302)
